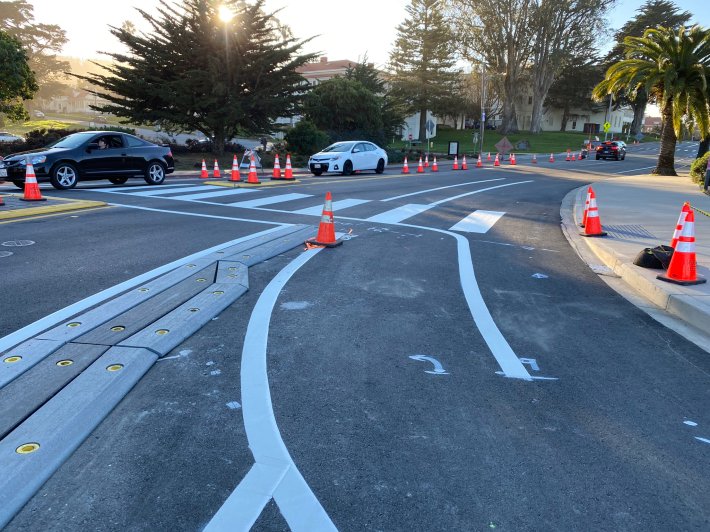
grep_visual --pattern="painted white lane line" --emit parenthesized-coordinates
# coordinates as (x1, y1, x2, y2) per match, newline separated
(104, 203, 284, 224)
(396, 222, 532, 380)
(611, 165, 657, 174)
(383, 178, 506, 202)
(450, 210, 506, 233)
(366, 204, 434, 223)
(0, 225, 290, 354)
(205, 247, 336, 531)
(429, 181, 534, 206)
(168, 188, 256, 200)
(293, 198, 369, 216)
(229, 193, 313, 208)
(89, 183, 196, 192)
(127, 185, 224, 196)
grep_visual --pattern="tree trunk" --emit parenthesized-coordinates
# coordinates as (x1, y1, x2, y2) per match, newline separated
(419, 107, 427, 143)
(213, 129, 225, 156)
(696, 137, 709, 159)
(530, 98, 544, 134)
(653, 101, 677, 176)
(559, 105, 569, 132)
(499, 78, 519, 134)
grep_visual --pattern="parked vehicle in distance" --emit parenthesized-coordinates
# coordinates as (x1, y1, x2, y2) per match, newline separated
(0, 132, 23, 143)
(0, 131, 174, 189)
(33, 110, 45, 118)
(308, 141, 388, 176)
(596, 141, 627, 160)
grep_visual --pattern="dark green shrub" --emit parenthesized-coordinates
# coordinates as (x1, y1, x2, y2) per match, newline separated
(690, 151, 710, 185)
(285, 120, 329, 156)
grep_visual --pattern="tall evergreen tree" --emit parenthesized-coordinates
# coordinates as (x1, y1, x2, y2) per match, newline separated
(389, 0, 460, 143)
(74, 0, 315, 154)
(0, 29, 37, 123)
(0, 0, 70, 98)
(606, 0, 692, 135)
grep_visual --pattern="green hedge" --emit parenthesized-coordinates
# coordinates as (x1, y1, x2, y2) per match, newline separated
(690, 152, 710, 185)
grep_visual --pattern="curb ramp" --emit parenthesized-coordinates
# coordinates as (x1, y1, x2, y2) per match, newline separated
(0, 224, 315, 529)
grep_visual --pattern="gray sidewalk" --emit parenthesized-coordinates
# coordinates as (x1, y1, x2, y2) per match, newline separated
(561, 172, 710, 335)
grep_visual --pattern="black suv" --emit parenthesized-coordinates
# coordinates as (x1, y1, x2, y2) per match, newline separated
(595, 141, 626, 160)
(0, 131, 174, 189)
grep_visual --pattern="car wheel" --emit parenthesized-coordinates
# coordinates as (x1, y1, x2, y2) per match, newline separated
(312, 169, 323, 176)
(622, 153, 626, 160)
(144, 160, 166, 185)
(342, 160, 353, 176)
(12, 180, 24, 190)
(375, 159, 385, 174)
(50, 162, 78, 190)
(109, 177, 129, 185)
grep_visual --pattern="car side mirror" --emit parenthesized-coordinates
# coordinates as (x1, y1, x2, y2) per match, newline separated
(87, 142, 99, 151)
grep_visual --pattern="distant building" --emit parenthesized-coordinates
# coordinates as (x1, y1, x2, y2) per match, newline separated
(642, 116, 662, 133)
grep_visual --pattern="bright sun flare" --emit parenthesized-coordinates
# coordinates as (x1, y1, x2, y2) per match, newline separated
(218, 5, 234, 22)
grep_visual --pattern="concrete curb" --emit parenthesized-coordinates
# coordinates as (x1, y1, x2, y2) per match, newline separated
(560, 186, 710, 334)
(0, 195, 107, 221)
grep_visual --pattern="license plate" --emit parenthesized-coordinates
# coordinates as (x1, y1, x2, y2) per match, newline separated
(313, 163, 321, 169)
(0, 169, 6, 178)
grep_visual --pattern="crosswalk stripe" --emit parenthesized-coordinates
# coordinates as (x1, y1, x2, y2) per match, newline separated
(129, 185, 223, 197)
(366, 204, 434, 223)
(449, 210, 506, 233)
(228, 193, 312, 208)
(89, 183, 197, 193)
(168, 188, 256, 200)
(292, 198, 369, 216)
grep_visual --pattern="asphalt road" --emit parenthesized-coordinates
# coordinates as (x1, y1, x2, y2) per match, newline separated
(1, 142, 709, 531)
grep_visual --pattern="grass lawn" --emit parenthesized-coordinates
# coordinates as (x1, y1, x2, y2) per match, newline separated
(389, 127, 658, 155)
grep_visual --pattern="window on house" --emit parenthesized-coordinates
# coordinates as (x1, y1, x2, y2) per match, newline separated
(572, 121, 577, 129)
(528, 96, 532, 105)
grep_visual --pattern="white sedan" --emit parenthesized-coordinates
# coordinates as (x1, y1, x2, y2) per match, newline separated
(308, 141, 388, 176)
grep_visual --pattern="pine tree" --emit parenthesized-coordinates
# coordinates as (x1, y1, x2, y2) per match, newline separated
(73, 0, 315, 154)
(389, 0, 460, 143)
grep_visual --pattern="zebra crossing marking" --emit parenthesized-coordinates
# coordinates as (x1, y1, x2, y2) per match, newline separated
(449, 210, 506, 233)
(292, 198, 369, 216)
(228, 193, 313, 208)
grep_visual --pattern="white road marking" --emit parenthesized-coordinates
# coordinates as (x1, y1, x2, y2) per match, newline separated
(383, 178, 506, 202)
(449, 210, 505, 233)
(429, 181, 534, 206)
(293, 198, 369, 215)
(684, 420, 698, 426)
(104, 203, 284, 225)
(168, 188, 256, 200)
(229, 193, 313, 208)
(0, 225, 290, 354)
(696, 437, 710, 444)
(89, 183, 195, 192)
(205, 247, 336, 531)
(126, 185, 224, 196)
(366, 204, 434, 223)
(611, 166, 657, 174)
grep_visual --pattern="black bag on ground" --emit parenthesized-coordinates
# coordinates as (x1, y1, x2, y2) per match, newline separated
(651, 245, 674, 269)
(633, 247, 663, 269)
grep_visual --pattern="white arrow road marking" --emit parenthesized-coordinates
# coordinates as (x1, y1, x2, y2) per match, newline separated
(409, 355, 449, 374)
(205, 247, 336, 531)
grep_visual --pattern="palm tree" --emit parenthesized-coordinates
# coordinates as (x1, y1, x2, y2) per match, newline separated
(593, 25, 710, 175)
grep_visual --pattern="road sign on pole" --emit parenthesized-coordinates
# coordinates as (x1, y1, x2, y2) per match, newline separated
(603, 121, 611, 133)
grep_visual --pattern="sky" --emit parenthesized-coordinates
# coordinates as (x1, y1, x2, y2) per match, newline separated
(28, 0, 710, 67)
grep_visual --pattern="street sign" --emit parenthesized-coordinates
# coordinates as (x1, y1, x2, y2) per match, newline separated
(481, 112, 486, 122)
(603, 121, 611, 132)
(426, 119, 435, 134)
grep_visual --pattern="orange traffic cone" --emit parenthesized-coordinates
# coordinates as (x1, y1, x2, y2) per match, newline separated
(424, 154, 429, 167)
(462, 155, 468, 170)
(487, 152, 492, 162)
(580, 188, 606, 237)
(213, 159, 221, 178)
(580, 186, 592, 227)
(200, 159, 208, 179)
(453, 155, 459, 170)
(417, 156, 425, 173)
(20, 161, 45, 202)
(494, 153, 500, 167)
(230, 154, 241, 182)
(272, 153, 282, 179)
(566, 150, 571, 162)
(306, 192, 342, 248)
(476, 154, 483, 168)
(510, 153, 516, 165)
(531, 153, 538, 164)
(658, 209, 706, 285)
(431, 156, 438, 172)
(0, 194, 4, 206)
(571, 153, 576, 162)
(246, 154, 260, 184)
(549, 153, 555, 163)
(284, 154, 294, 179)
(670, 202, 691, 249)
(579, 151, 584, 160)
(402, 156, 409, 174)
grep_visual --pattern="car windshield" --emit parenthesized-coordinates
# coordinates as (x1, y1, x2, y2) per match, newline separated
(49, 132, 96, 149)
(321, 142, 354, 153)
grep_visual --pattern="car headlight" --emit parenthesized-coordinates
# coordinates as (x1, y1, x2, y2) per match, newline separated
(31, 155, 46, 164)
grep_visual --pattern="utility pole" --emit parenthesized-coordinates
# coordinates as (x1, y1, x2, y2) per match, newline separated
(479, 64, 486, 155)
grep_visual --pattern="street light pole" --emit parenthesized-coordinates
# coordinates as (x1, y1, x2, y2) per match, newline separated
(479, 64, 486, 156)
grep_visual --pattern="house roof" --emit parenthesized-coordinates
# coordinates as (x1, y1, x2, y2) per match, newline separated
(297, 58, 358, 74)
